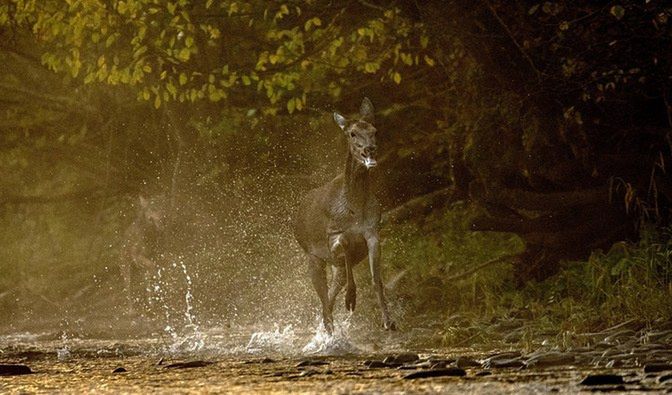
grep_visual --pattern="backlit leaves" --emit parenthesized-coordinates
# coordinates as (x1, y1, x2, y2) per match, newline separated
(0, 0, 432, 110)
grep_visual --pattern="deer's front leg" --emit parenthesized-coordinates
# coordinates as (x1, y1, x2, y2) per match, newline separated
(365, 230, 396, 331)
(308, 255, 333, 333)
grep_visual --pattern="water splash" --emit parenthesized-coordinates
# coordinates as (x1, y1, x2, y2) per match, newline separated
(144, 256, 205, 354)
(166, 260, 205, 354)
(302, 315, 360, 355)
(246, 325, 296, 354)
(56, 331, 71, 361)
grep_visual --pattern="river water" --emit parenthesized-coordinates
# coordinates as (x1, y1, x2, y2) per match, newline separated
(2, 318, 672, 394)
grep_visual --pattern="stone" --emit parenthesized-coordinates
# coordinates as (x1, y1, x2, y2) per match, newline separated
(659, 374, 672, 383)
(364, 360, 389, 369)
(579, 374, 624, 386)
(644, 363, 672, 373)
(296, 360, 329, 367)
(483, 358, 524, 369)
(455, 357, 480, 368)
(524, 352, 576, 368)
(404, 368, 466, 379)
(0, 364, 32, 376)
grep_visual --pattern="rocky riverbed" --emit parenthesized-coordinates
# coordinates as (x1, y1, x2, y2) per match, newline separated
(2, 321, 672, 393)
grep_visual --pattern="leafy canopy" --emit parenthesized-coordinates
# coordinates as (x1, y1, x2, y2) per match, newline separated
(2, 0, 433, 113)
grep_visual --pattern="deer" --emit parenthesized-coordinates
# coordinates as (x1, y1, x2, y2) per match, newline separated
(119, 195, 165, 313)
(293, 97, 396, 333)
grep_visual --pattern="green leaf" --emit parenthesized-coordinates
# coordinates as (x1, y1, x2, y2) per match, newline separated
(392, 72, 401, 84)
(179, 72, 187, 85)
(287, 97, 295, 113)
(420, 35, 429, 49)
(610, 5, 625, 20)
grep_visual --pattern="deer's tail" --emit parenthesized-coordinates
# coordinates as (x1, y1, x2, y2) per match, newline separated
(344, 260, 356, 312)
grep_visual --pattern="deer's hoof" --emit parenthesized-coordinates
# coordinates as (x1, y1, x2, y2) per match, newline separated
(345, 291, 356, 312)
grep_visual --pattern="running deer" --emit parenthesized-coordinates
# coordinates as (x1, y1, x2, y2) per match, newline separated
(293, 97, 396, 332)
(120, 195, 165, 312)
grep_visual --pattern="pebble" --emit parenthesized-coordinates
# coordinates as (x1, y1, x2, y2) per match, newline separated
(483, 358, 524, 369)
(524, 352, 576, 368)
(299, 369, 319, 377)
(296, 360, 329, 367)
(403, 368, 466, 379)
(364, 360, 389, 369)
(112, 367, 127, 373)
(579, 374, 624, 386)
(0, 364, 32, 376)
(384, 353, 419, 365)
(659, 374, 672, 383)
(455, 357, 480, 368)
(644, 363, 672, 373)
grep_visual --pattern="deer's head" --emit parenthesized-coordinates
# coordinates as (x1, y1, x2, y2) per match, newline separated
(138, 195, 164, 229)
(334, 97, 378, 169)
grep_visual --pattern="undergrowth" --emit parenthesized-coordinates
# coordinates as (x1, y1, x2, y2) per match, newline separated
(381, 203, 672, 348)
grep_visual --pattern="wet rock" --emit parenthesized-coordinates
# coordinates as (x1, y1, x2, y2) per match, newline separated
(364, 360, 389, 369)
(524, 352, 576, 368)
(410, 361, 433, 369)
(299, 369, 319, 377)
(476, 370, 492, 376)
(403, 367, 466, 379)
(296, 360, 329, 367)
(384, 353, 419, 365)
(455, 357, 480, 368)
(485, 351, 521, 361)
(164, 360, 213, 369)
(644, 363, 672, 373)
(483, 358, 524, 369)
(0, 364, 32, 376)
(579, 374, 625, 386)
(426, 358, 453, 369)
(659, 374, 672, 383)
(112, 367, 127, 373)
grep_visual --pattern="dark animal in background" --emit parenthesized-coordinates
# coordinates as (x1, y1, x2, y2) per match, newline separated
(120, 195, 165, 312)
(294, 97, 396, 332)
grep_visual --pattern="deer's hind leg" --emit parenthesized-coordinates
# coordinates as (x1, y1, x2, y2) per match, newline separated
(327, 262, 346, 314)
(308, 255, 333, 332)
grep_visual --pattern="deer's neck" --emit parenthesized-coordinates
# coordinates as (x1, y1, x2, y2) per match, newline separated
(344, 150, 369, 214)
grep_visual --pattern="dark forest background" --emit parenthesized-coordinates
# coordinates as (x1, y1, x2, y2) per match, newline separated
(1, 0, 671, 343)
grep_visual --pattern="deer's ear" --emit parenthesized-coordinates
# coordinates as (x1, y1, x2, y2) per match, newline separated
(333, 112, 347, 130)
(359, 97, 374, 121)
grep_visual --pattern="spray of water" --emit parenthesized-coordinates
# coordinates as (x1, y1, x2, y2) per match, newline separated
(302, 314, 361, 355)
